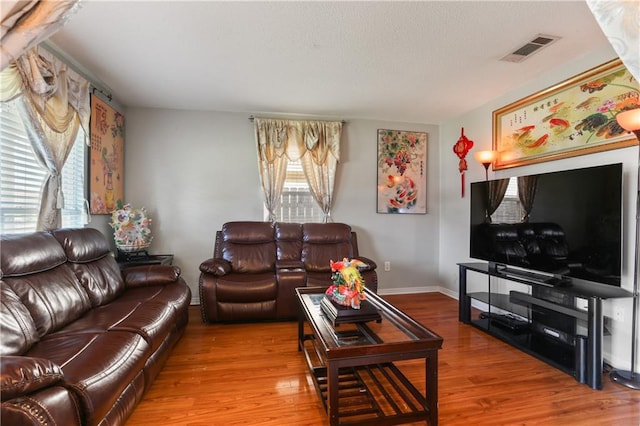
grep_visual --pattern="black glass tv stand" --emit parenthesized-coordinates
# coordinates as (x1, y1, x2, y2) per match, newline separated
(458, 262, 633, 390)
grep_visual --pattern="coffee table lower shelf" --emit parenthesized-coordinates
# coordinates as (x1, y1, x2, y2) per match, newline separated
(302, 334, 430, 425)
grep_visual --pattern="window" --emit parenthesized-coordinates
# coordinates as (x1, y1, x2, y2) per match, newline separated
(1, 100, 87, 234)
(268, 159, 325, 223)
(492, 177, 525, 223)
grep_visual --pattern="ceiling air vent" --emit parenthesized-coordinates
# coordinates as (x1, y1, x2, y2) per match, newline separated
(500, 34, 561, 63)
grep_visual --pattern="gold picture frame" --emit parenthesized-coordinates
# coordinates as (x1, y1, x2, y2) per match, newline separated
(493, 58, 639, 170)
(89, 95, 125, 214)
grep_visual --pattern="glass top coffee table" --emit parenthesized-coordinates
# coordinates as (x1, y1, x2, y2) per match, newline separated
(296, 287, 443, 425)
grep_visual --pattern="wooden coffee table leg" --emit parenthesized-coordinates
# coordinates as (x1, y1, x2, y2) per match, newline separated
(427, 351, 438, 426)
(298, 315, 304, 351)
(328, 362, 339, 426)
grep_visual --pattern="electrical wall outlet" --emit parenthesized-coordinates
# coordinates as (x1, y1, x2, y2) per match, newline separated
(384, 261, 391, 271)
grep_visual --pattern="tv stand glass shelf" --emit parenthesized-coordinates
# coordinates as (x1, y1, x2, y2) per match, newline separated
(457, 262, 633, 390)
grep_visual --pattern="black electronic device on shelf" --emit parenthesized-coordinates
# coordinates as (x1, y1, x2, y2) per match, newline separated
(479, 312, 530, 333)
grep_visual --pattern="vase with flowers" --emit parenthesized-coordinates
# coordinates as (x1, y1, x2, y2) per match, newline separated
(109, 203, 153, 254)
(325, 258, 367, 309)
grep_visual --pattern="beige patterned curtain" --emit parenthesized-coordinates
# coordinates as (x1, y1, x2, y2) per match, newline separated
(1, 0, 81, 71)
(586, 0, 639, 82)
(1, 47, 90, 230)
(254, 118, 342, 223)
(298, 120, 342, 222)
(255, 118, 294, 222)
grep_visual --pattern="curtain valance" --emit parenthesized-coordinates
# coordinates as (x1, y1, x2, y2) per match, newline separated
(254, 118, 342, 163)
(1, 47, 90, 141)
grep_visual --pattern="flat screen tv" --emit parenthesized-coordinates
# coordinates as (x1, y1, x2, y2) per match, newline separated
(469, 163, 623, 287)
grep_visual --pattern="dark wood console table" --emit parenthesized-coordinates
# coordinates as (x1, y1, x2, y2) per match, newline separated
(117, 254, 173, 270)
(458, 262, 633, 390)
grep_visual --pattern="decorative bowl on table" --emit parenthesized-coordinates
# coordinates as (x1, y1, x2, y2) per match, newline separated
(109, 203, 153, 253)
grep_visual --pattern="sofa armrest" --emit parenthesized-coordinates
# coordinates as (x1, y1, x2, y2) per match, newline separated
(123, 265, 181, 288)
(0, 356, 64, 400)
(354, 256, 377, 271)
(199, 258, 231, 276)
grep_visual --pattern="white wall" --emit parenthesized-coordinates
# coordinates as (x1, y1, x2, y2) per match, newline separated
(122, 110, 441, 303)
(438, 44, 638, 371)
(115, 43, 636, 371)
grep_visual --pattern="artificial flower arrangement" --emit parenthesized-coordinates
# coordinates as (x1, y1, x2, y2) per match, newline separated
(109, 203, 153, 252)
(325, 258, 367, 309)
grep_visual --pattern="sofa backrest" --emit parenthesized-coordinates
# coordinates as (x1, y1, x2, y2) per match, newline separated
(0, 232, 91, 340)
(215, 222, 276, 273)
(301, 223, 355, 272)
(275, 222, 303, 261)
(51, 228, 125, 307)
(0, 284, 39, 355)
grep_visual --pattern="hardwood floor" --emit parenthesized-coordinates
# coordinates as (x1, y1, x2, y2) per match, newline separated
(126, 293, 639, 425)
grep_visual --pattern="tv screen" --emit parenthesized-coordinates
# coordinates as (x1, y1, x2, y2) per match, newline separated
(469, 163, 623, 287)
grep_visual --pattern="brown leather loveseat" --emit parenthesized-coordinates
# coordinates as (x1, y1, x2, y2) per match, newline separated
(198, 222, 377, 322)
(0, 228, 191, 426)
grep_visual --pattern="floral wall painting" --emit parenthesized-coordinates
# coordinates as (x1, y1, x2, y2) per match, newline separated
(493, 58, 639, 170)
(90, 95, 124, 214)
(377, 129, 427, 214)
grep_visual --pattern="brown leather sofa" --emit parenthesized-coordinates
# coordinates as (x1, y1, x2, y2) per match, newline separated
(198, 222, 378, 322)
(0, 228, 191, 426)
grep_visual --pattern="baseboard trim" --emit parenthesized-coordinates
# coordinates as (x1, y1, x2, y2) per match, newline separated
(377, 286, 458, 300)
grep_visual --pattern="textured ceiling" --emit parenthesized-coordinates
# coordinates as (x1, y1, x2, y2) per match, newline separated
(49, 0, 611, 124)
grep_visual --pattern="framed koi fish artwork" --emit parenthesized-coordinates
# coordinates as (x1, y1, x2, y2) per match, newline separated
(493, 58, 639, 170)
(377, 129, 428, 214)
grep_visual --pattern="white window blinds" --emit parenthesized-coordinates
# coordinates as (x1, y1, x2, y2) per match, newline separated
(1, 100, 86, 234)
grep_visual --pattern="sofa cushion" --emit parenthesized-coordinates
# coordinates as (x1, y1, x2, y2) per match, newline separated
(27, 330, 150, 426)
(0, 232, 66, 278)
(47, 282, 189, 353)
(52, 228, 125, 307)
(0, 284, 39, 356)
(220, 222, 276, 273)
(3, 266, 92, 338)
(215, 273, 278, 303)
(301, 223, 355, 272)
(275, 222, 303, 261)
